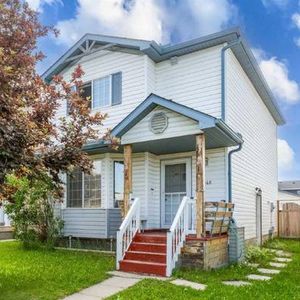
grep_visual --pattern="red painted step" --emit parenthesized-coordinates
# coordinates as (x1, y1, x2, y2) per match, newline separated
(135, 233, 167, 244)
(119, 231, 168, 276)
(125, 251, 166, 263)
(120, 260, 166, 277)
(129, 242, 166, 253)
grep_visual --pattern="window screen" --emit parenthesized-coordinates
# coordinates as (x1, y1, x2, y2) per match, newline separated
(93, 76, 110, 108)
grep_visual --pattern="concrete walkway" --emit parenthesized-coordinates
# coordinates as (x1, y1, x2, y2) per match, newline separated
(64, 276, 140, 300)
(64, 271, 167, 300)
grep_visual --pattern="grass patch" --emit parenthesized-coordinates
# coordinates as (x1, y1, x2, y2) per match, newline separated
(0, 241, 115, 300)
(108, 239, 300, 300)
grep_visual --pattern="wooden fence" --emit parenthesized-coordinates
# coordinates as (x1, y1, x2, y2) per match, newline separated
(278, 201, 300, 238)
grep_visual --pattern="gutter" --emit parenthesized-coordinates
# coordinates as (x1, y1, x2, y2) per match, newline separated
(221, 37, 241, 120)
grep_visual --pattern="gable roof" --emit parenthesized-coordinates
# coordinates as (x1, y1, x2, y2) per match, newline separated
(42, 27, 285, 125)
(111, 93, 243, 147)
(83, 94, 243, 153)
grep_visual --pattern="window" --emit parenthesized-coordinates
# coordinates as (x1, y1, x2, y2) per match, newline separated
(92, 72, 122, 109)
(93, 76, 110, 107)
(66, 72, 122, 115)
(81, 82, 92, 108)
(113, 161, 124, 207)
(67, 160, 102, 208)
(66, 83, 91, 114)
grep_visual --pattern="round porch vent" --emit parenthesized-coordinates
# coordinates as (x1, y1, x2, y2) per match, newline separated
(150, 112, 168, 134)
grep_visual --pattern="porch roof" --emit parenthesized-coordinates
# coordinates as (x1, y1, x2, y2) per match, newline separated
(84, 94, 243, 154)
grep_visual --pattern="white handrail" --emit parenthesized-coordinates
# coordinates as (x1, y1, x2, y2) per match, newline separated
(116, 198, 140, 269)
(166, 196, 189, 277)
(187, 197, 196, 234)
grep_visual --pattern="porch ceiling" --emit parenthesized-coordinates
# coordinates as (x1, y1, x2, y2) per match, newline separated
(125, 131, 239, 155)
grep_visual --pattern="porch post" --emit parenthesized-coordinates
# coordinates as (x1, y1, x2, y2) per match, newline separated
(195, 133, 205, 238)
(123, 144, 132, 218)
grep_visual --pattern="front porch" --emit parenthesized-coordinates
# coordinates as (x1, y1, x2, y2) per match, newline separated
(102, 94, 243, 276)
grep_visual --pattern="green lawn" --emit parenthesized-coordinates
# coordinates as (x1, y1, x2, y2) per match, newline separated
(108, 239, 300, 300)
(0, 241, 115, 300)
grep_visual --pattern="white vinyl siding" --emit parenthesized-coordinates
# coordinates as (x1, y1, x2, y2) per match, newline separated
(121, 106, 201, 145)
(61, 208, 121, 238)
(56, 46, 223, 134)
(226, 49, 278, 240)
(155, 45, 223, 118)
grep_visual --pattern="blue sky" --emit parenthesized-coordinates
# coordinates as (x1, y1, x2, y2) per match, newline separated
(29, 0, 300, 181)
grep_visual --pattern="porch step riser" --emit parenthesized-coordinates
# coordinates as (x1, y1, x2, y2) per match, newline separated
(129, 243, 166, 253)
(125, 252, 166, 263)
(120, 261, 166, 277)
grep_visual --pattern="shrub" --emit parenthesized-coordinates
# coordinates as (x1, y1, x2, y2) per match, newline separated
(245, 245, 273, 264)
(4, 173, 64, 249)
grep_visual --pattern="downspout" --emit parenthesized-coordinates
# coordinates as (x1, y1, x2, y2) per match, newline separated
(228, 143, 243, 202)
(221, 37, 243, 202)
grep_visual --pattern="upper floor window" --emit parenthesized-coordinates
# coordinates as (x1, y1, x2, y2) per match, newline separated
(67, 72, 122, 114)
(67, 160, 102, 208)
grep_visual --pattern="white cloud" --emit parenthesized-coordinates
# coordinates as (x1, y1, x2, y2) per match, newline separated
(278, 139, 295, 171)
(253, 48, 300, 103)
(56, 0, 164, 46)
(189, 0, 237, 33)
(261, 0, 289, 8)
(26, 0, 61, 12)
(294, 37, 300, 47)
(55, 0, 237, 46)
(292, 13, 300, 29)
(292, 13, 300, 47)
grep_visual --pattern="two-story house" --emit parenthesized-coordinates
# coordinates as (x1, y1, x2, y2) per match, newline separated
(43, 28, 284, 276)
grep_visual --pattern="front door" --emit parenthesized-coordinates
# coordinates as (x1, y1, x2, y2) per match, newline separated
(161, 158, 191, 228)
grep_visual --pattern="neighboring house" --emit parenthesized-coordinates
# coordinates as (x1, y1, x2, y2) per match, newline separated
(278, 181, 300, 203)
(278, 191, 300, 201)
(43, 28, 284, 268)
(279, 181, 300, 196)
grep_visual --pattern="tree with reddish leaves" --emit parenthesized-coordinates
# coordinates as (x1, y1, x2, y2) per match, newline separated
(0, 0, 110, 201)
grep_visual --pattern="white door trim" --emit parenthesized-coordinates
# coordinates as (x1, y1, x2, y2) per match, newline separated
(160, 157, 192, 228)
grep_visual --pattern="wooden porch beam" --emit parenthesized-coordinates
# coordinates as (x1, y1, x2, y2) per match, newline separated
(123, 144, 132, 218)
(196, 133, 205, 238)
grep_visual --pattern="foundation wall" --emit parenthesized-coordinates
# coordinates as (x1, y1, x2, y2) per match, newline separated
(180, 235, 228, 270)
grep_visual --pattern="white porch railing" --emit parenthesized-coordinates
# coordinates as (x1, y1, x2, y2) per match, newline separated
(116, 198, 140, 269)
(187, 197, 196, 234)
(166, 196, 190, 277)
